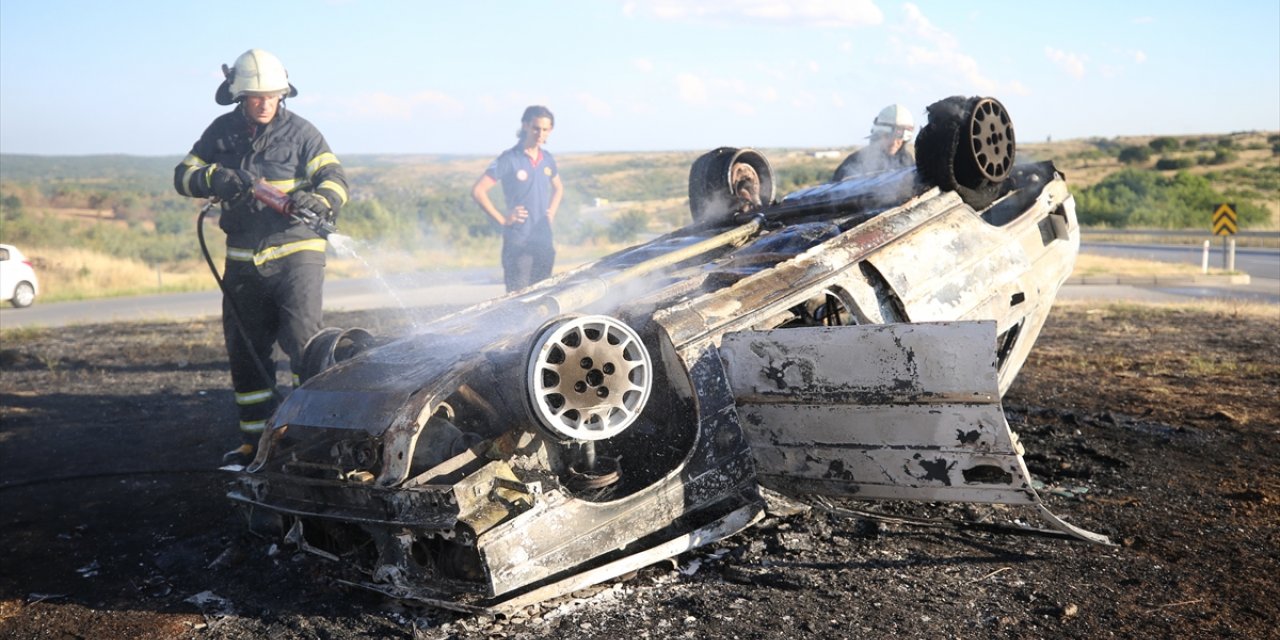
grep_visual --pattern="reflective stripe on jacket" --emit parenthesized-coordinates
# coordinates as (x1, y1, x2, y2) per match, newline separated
(226, 238, 328, 266)
(173, 106, 348, 255)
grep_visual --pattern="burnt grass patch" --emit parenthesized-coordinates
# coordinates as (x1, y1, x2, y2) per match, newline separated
(1, 304, 1277, 639)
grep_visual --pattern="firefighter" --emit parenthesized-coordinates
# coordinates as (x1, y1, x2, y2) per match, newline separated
(471, 105, 565, 292)
(832, 104, 916, 182)
(173, 49, 348, 465)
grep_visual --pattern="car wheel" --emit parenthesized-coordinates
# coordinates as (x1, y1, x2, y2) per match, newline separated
(688, 147, 775, 224)
(11, 282, 35, 308)
(914, 96, 1015, 210)
(525, 315, 653, 442)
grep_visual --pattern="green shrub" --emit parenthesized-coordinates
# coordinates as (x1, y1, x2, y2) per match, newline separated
(1091, 138, 1123, 154)
(1155, 156, 1195, 170)
(1207, 149, 1238, 165)
(774, 162, 831, 192)
(1073, 168, 1268, 229)
(1117, 146, 1151, 164)
(1068, 149, 1108, 163)
(1149, 137, 1180, 153)
(607, 209, 650, 243)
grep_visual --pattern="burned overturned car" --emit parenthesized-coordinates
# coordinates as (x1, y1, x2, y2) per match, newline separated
(228, 96, 1108, 613)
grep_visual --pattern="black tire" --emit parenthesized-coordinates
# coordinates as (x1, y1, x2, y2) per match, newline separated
(914, 96, 1015, 210)
(297, 327, 375, 382)
(688, 147, 775, 224)
(11, 281, 35, 308)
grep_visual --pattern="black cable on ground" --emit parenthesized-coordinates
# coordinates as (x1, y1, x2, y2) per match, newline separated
(0, 468, 234, 491)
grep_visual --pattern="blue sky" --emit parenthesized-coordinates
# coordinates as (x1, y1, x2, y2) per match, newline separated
(1, 0, 1277, 156)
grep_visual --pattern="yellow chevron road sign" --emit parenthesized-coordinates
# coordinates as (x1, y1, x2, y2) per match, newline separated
(1212, 203, 1237, 236)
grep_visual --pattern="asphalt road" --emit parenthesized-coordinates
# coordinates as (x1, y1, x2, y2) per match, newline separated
(1076, 242, 1280, 304)
(1082, 242, 1279, 280)
(3, 244, 1277, 329)
(0, 269, 506, 330)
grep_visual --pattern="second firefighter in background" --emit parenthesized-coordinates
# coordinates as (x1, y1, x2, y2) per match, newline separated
(832, 104, 916, 182)
(173, 48, 348, 464)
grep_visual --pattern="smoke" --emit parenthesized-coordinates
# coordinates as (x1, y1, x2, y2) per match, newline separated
(323, 222, 506, 334)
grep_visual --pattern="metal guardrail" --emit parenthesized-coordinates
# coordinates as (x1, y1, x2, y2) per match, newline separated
(1081, 229, 1278, 239)
(1081, 229, 1280, 249)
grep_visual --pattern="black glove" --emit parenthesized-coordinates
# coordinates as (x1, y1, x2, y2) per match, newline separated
(289, 191, 331, 218)
(211, 167, 254, 204)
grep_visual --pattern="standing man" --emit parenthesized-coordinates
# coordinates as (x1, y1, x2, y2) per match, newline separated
(472, 106, 564, 292)
(173, 49, 348, 465)
(832, 104, 916, 182)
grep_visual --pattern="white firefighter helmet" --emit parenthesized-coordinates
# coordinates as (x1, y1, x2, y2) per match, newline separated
(219, 49, 297, 104)
(870, 104, 915, 141)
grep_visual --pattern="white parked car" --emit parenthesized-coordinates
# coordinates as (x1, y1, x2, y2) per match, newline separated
(0, 244, 39, 308)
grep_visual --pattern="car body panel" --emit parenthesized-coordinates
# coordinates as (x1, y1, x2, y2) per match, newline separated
(721, 322, 1037, 504)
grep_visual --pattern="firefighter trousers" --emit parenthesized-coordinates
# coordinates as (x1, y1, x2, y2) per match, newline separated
(221, 257, 324, 440)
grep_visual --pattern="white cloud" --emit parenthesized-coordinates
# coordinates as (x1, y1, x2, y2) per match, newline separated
(576, 92, 614, 117)
(901, 3, 957, 50)
(807, 60, 820, 73)
(899, 42, 998, 93)
(1132, 16, 1154, 24)
(889, 3, 999, 93)
(1006, 80, 1030, 97)
(1045, 47, 1086, 79)
(623, 0, 883, 28)
(633, 58, 654, 73)
(1133, 50, 1147, 64)
(676, 73, 710, 105)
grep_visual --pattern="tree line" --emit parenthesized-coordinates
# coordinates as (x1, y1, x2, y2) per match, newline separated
(1, 139, 1274, 267)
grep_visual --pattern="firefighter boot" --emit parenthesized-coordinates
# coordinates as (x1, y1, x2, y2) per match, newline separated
(221, 432, 259, 467)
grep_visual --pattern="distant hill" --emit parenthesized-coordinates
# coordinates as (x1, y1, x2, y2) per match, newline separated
(2, 130, 1276, 265)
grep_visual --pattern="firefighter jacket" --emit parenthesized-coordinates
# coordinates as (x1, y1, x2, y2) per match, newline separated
(174, 106, 348, 267)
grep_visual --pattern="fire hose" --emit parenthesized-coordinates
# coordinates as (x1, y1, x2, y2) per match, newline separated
(249, 180, 337, 239)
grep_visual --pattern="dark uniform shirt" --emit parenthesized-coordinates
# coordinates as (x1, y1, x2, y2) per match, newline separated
(485, 144, 558, 247)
